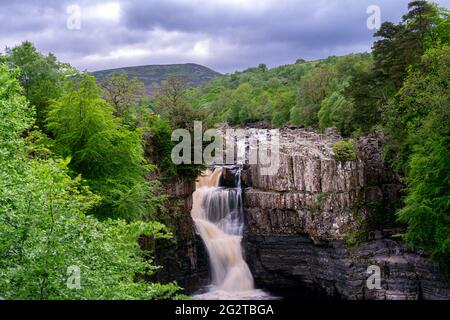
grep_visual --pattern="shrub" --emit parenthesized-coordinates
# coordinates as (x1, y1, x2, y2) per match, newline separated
(333, 140, 357, 161)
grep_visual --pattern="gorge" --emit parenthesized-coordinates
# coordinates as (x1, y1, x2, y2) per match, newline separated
(152, 127, 450, 300)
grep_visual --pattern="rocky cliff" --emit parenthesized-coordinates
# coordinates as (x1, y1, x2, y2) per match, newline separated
(241, 128, 450, 300)
(150, 177, 209, 293)
(141, 135, 208, 294)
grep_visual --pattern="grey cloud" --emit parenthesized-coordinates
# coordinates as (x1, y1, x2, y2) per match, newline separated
(0, 0, 449, 73)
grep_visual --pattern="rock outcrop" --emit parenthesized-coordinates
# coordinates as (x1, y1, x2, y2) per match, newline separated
(242, 128, 372, 240)
(240, 128, 450, 300)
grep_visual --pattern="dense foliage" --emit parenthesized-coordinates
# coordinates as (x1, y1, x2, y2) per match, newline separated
(46, 73, 161, 221)
(396, 45, 450, 261)
(0, 41, 69, 130)
(191, 54, 371, 132)
(99, 72, 150, 128)
(149, 77, 206, 181)
(0, 49, 184, 299)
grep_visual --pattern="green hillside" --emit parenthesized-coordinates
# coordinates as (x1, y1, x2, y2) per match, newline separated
(92, 63, 221, 95)
(190, 53, 372, 134)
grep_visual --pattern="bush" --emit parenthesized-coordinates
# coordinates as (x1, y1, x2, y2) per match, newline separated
(333, 140, 357, 162)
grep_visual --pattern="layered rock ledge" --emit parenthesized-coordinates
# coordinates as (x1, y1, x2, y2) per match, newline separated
(240, 128, 450, 300)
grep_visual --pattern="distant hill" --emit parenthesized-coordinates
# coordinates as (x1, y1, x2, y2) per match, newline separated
(92, 63, 222, 95)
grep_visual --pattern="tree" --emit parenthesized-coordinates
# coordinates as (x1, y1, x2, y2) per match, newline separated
(318, 90, 354, 136)
(290, 65, 335, 126)
(397, 100, 450, 261)
(402, 1, 436, 51)
(47, 73, 159, 221)
(226, 83, 257, 125)
(384, 45, 450, 174)
(3, 41, 69, 129)
(0, 157, 176, 300)
(153, 76, 204, 130)
(0, 66, 32, 154)
(258, 63, 268, 73)
(372, 1, 437, 89)
(271, 90, 294, 127)
(99, 72, 146, 120)
(425, 4, 450, 48)
(372, 22, 406, 88)
(344, 68, 388, 135)
(393, 45, 450, 261)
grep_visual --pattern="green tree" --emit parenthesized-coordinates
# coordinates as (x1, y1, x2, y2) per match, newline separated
(271, 90, 294, 127)
(3, 41, 69, 129)
(47, 73, 158, 221)
(397, 101, 449, 261)
(99, 72, 146, 122)
(0, 66, 33, 154)
(402, 1, 436, 52)
(425, 4, 450, 48)
(318, 90, 354, 136)
(227, 83, 257, 125)
(372, 1, 437, 89)
(345, 63, 388, 135)
(384, 45, 450, 174)
(389, 45, 450, 262)
(153, 76, 204, 130)
(290, 65, 335, 126)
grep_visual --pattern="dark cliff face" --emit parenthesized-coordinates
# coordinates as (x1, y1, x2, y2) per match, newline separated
(151, 178, 209, 293)
(141, 131, 209, 294)
(246, 235, 450, 300)
(240, 128, 450, 300)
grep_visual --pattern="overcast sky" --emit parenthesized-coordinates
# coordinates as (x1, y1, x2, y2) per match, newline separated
(1, 0, 449, 73)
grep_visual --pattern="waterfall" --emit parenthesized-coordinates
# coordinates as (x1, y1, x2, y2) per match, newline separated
(191, 167, 269, 299)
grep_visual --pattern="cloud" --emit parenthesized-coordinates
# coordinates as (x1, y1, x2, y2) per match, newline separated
(0, 0, 449, 73)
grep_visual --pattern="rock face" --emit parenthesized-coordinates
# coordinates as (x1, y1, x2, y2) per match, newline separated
(150, 178, 209, 293)
(246, 236, 450, 300)
(242, 128, 370, 240)
(142, 134, 208, 294)
(241, 128, 450, 300)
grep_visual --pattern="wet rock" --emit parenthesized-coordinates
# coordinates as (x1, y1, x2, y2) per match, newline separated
(219, 166, 240, 188)
(145, 175, 209, 293)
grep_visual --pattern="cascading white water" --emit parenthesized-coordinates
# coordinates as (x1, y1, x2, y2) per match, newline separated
(192, 167, 269, 300)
